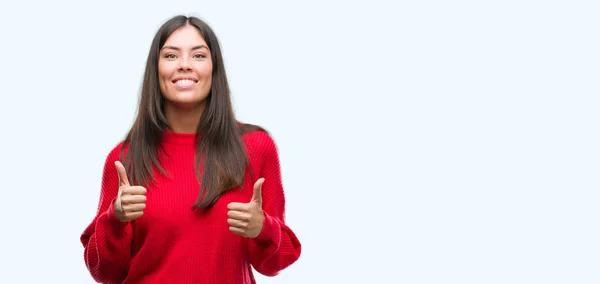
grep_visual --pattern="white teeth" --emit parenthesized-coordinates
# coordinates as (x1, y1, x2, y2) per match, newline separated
(175, 79, 195, 87)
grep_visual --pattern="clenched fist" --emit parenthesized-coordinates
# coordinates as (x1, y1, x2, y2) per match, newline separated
(114, 161, 147, 222)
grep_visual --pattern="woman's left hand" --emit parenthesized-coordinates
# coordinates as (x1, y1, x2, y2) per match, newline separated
(227, 178, 266, 238)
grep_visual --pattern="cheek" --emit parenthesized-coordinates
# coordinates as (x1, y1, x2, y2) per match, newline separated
(158, 63, 172, 82)
(158, 76, 167, 87)
(158, 68, 174, 93)
(196, 62, 213, 79)
(158, 76, 170, 96)
(200, 66, 213, 88)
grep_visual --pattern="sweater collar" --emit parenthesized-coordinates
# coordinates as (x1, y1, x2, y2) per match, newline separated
(162, 130, 197, 145)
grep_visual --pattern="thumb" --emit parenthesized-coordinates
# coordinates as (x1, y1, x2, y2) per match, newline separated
(252, 178, 265, 203)
(114, 161, 130, 186)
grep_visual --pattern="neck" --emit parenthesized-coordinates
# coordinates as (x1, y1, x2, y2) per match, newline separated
(165, 102, 205, 134)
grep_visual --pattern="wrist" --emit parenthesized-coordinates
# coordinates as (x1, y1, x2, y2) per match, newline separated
(108, 198, 127, 223)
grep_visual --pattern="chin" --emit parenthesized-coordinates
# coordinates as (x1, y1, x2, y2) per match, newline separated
(165, 94, 208, 109)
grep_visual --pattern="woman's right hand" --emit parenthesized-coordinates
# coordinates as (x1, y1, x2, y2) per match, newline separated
(113, 161, 147, 222)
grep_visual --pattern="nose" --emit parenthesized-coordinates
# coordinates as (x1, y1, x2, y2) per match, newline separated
(178, 56, 192, 71)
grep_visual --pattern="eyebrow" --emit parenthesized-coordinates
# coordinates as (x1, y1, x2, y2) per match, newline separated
(161, 45, 208, 51)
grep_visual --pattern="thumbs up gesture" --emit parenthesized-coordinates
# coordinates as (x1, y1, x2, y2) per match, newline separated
(113, 161, 147, 222)
(227, 178, 266, 238)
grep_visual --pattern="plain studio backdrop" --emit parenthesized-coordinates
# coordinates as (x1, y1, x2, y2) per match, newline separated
(0, 1, 598, 283)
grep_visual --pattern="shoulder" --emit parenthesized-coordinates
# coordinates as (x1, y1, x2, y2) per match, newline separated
(103, 140, 130, 165)
(240, 124, 276, 148)
(239, 123, 279, 160)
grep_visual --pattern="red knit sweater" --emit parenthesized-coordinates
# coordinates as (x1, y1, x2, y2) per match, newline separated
(80, 130, 301, 283)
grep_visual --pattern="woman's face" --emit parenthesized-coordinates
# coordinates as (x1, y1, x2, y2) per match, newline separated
(158, 25, 213, 109)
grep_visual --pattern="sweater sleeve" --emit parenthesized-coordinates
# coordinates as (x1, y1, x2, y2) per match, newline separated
(80, 145, 132, 283)
(248, 134, 302, 276)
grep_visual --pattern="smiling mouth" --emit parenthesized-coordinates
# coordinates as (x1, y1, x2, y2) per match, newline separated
(172, 79, 197, 88)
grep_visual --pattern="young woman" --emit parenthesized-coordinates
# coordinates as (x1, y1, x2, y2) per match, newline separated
(80, 15, 301, 283)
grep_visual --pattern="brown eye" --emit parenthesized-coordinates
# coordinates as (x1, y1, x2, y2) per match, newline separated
(164, 54, 177, 59)
(193, 54, 206, 59)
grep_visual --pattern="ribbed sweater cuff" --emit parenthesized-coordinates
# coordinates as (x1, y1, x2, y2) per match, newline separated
(104, 198, 130, 235)
(254, 212, 281, 244)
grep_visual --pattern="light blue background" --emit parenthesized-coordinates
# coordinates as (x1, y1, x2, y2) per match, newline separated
(0, 0, 598, 283)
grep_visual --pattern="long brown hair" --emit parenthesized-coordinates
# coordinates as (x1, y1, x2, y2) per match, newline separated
(120, 15, 264, 209)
